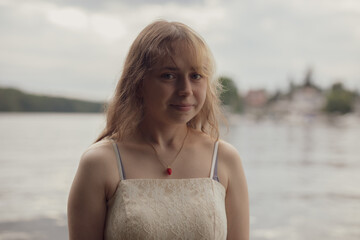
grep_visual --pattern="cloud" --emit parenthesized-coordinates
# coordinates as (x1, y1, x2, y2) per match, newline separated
(43, 0, 206, 10)
(46, 6, 88, 31)
(210, 0, 360, 91)
(0, 0, 359, 100)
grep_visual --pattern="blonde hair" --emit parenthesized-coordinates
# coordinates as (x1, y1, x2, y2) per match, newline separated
(96, 20, 223, 142)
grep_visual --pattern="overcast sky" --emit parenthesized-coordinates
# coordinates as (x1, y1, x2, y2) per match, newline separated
(1, 0, 359, 101)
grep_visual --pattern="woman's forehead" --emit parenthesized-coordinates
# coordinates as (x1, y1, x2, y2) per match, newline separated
(150, 55, 200, 72)
(151, 45, 205, 70)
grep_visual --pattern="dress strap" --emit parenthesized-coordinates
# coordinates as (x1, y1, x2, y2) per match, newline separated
(111, 139, 126, 180)
(209, 140, 220, 182)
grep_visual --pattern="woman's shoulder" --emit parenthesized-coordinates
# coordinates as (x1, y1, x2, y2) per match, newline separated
(188, 129, 241, 158)
(217, 140, 241, 161)
(76, 139, 120, 198)
(78, 139, 118, 175)
(83, 138, 115, 156)
(189, 129, 216, 147)
(217, 139, 244, 184)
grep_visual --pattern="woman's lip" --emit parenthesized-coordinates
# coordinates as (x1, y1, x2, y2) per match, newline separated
(171, 104, 193, 107)
(170, 104, 194, 111)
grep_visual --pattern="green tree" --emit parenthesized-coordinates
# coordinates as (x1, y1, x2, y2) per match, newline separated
(219, 77, 243, 113)
(324, 83, 355, 114)
(0, 87, 104, 112)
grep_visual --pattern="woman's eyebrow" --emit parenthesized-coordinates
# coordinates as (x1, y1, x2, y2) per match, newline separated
(160, 66, 179, 71)
(159, 66, 197, 71)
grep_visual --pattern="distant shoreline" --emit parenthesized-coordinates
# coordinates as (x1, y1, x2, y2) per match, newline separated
(0, 87, 105, 113)
(0, 112, 105, 114)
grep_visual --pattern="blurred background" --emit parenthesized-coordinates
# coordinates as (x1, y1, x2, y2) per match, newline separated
(0, 0, 359, 239)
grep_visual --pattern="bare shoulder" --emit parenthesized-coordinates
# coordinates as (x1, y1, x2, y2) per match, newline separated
(217, 140, 245, 190)
(188, 128, 216, 148)
(217, 140, 249, 239)
(82, 139, 115, 161)
(68, 139, 118, 239)
(76, 139, 120, 196)
(217, 140, 242, 168)
(79, 139, 119, 171)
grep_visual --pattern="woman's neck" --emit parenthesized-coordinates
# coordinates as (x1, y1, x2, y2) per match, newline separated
(138, 121, 189, 149)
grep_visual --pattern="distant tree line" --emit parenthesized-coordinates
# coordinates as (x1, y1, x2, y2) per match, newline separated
(220, 69, 360, 115)
(0, 87, 104, 112)
(219, 76, 244, 113)
(1, 81, 245, 114)
(1, 74, 358, 115)
(324, 82, 357, 114)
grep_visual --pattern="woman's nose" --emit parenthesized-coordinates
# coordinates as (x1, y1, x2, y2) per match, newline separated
(177, 76, 192, 96)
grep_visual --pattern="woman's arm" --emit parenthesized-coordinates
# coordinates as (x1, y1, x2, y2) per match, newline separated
(67, 149, 108, 240)
(220, 141, 249, 240)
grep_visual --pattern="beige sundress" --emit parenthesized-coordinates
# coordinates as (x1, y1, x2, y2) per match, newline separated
(104, 141, 227, 240)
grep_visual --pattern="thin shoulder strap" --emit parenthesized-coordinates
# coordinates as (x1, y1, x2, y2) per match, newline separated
(210, 140, 220, 182)
(111, 139, 126, 180)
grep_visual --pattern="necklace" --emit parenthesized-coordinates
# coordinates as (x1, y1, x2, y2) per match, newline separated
(141, 127, 189, 176)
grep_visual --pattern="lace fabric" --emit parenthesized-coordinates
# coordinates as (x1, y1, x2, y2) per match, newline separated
(104, 178, 227, 240)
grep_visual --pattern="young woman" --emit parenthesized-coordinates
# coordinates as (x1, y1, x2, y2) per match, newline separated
(68, 20, 249, 240)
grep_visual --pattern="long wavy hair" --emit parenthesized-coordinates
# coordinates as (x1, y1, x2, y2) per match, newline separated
(96, 20, 223, 142)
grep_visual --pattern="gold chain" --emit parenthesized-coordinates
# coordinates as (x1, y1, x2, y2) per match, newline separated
(141, 127, 189, 170)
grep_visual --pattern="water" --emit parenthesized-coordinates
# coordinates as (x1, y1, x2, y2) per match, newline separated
(224, 116, 360, 239)
(0, 113, 359, 239)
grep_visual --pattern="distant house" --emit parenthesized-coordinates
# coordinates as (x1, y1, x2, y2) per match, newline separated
(289, 85, 325, 118)
(244, 89, 267, 108)
(267, 69, 326, 122)
(244, 89, 268, 117)
(267, 95, 291, 116)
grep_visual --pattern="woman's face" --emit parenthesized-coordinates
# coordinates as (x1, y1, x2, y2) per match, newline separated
(141, 46, 207, 126)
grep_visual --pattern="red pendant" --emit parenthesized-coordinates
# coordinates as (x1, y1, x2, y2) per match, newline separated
(167, 168, 172, 175)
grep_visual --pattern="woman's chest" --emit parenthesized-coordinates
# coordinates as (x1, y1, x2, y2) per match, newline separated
(104, 179, 227, 240)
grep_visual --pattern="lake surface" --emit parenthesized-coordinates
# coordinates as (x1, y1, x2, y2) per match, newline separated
(0, 113, 359, 240)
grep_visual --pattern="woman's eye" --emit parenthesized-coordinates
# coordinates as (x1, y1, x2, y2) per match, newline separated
(191, 73, 202, 80)
(161, 73, 175, 80)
